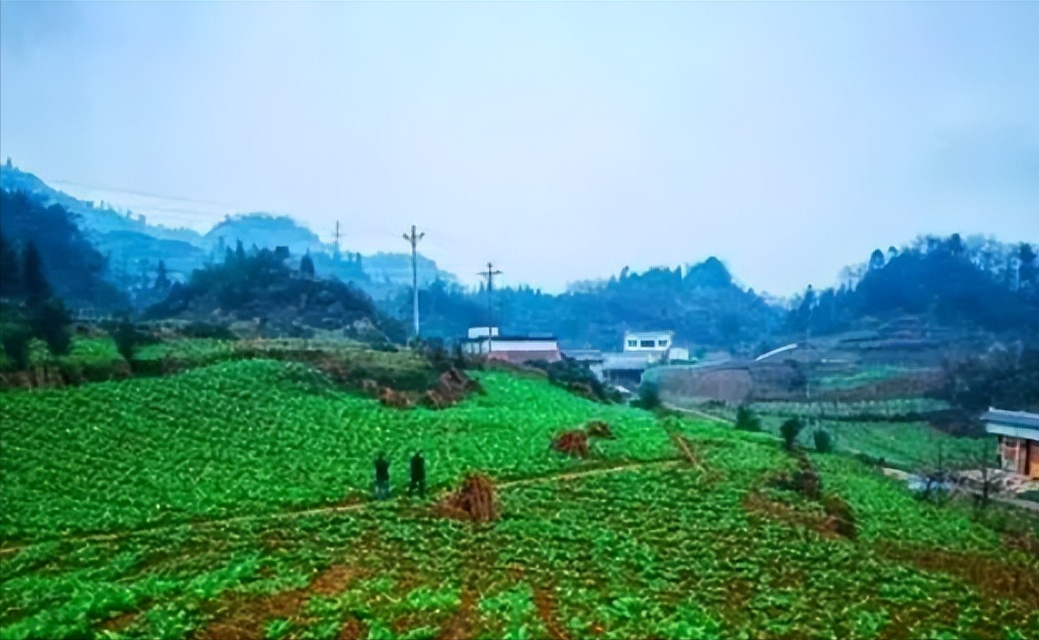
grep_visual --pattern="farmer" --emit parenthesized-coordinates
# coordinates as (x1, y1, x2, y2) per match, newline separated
(409, 451, 426, 497)
(374, 452, 391, 500)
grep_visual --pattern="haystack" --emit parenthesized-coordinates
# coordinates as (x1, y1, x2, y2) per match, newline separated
(437, 473, 498, 522)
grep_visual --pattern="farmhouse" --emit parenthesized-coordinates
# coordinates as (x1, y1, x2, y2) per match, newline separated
(982, 408, 1039, 479)
(461, 326, 561, 365)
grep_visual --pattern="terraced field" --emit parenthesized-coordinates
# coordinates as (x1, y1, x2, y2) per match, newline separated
(1, 358, 1037, 640)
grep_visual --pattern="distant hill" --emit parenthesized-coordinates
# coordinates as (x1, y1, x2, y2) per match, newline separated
(0, 190, 128, 310)
(0, 163, 458, 301)
(0, 163, 203, 244)
(786, 234, 1039, 341)
(203, 213, 325, 257)
(405, 258, 784, 351)
(144, 248, 407, 343)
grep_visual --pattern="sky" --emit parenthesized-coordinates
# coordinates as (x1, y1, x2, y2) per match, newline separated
(1, 1, 1037, 296)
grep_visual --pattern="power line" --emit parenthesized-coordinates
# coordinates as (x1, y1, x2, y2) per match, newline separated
(47, 178, 238, 209)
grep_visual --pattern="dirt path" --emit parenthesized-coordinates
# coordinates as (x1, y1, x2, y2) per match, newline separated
(661, 402, 735, 425)
(0, 458, 683, 556)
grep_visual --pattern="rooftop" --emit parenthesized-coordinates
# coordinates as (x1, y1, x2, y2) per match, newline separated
(982, 408, 1039, 431)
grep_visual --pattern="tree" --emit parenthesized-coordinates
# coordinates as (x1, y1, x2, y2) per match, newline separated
(813, 429, 834, 453)
(154, 260, 171, 292)
(21, 240, 51, 307)
(111, 317, 141, 365)
(234, 239, 246, 263)
(633, 380, 661, 410)
(0, 231, 20, 297)
(735, 405, 762, 432)
(780, 417, 804, 451)
(300, 251, 316, 278)
(30, 298, 72, 356)
(869, 249, 886, 271)
(1, 327, 33, 369)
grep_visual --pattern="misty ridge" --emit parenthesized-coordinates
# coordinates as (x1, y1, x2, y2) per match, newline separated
(2, 160, 1037, 355)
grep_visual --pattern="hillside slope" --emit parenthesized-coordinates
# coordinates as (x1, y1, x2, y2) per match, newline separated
(0, 359, 1036, 639)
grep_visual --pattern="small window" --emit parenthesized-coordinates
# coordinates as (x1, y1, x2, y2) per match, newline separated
(640, 339, 655, 348)
(626, 339, 637, 348)
(658, 339, 669, 347)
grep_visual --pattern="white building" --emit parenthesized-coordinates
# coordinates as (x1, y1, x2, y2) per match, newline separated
(461, 327, 561, 365)
(623, 330, 675, 354)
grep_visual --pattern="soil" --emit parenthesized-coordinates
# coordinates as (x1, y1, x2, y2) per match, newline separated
(585, 421, 615, 439)
(551, 431, 590, 458)
(876, 542, 1039, 609)
(193, 564, 360, 640)
(533, 587, 570, 640)
(435, 588, 476, 640)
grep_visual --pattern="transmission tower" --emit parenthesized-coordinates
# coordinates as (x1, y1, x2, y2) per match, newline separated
(477, 262, 502, 354)
(402, 225, 425, 337)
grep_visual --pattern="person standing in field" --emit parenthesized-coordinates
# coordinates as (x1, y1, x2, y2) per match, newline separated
(374, 452, 391, 500)
(409, 451, 426, 497)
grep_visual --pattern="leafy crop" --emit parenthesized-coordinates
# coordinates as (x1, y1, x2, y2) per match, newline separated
(0, 360, 667, 540)
(1, 355, 1036, 640)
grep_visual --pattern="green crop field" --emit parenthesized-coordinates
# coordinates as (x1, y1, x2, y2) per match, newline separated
(1, 358, 1037, 640)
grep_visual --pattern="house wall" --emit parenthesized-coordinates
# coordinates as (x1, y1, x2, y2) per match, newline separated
(1031, 441, 1039, 479)
(623, 332, 674, 353)
(488, 350, 561, 365)
(999, 437, 1031, 475)
(464, 340, 560, 356)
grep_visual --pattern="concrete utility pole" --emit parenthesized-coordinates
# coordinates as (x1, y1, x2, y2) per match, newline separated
(333, 221, 342, 262)
(402, 225, 425, 337)
(477, 262, 502, 355)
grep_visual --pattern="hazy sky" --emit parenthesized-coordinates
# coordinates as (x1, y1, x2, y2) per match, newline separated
(2, 1, 1037, 296)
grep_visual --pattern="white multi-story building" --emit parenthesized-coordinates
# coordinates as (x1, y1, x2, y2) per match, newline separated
(623, 330, 675, 355)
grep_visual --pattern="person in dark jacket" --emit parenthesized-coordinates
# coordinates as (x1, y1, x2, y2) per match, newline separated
(409, 451, 426, 497)
(374, 452, 391, 500)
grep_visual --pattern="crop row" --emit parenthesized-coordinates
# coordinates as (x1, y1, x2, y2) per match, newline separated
(0, 360, 670, 540)
(2, 439, 1033, 640)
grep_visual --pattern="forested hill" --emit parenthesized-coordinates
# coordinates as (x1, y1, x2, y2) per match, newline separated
(0, 163, 457, 296)
(786, 234, 1039, 339)
(392, 257, 785, 352)
(0, 190, 127, 309)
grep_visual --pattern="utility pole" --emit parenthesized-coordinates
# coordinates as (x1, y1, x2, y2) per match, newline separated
(477, 262, 502, 355)
(402, 225, 425, 337)
(333, 221, 342, 262)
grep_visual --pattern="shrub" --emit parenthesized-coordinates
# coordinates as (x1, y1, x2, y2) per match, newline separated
(2, 328, 33, 370)
(633, 380, 661, 410)
(813, 429, 834, 453)
(779, 417, 804, 451)
(31, 299, 72, 356)
(735, 405, 762, 432)
(111, 319, 141, 364)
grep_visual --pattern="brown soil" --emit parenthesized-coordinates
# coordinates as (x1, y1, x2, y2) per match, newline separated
(533, 587, 570, 640)
(551, 430, 590, 458)
(436, 588, 476, 640)
(378, 386, 413, 409)
(585, 421, 615, 439)
(339, 618, 369, 640)
(1004, 530, 1039, 556)
(876, 543, 1039, 609)
(743, 491, 853, 540)
(100, 611, 138, 633)
(194, 563, 360, 640)
(436, 473, 499, 523)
